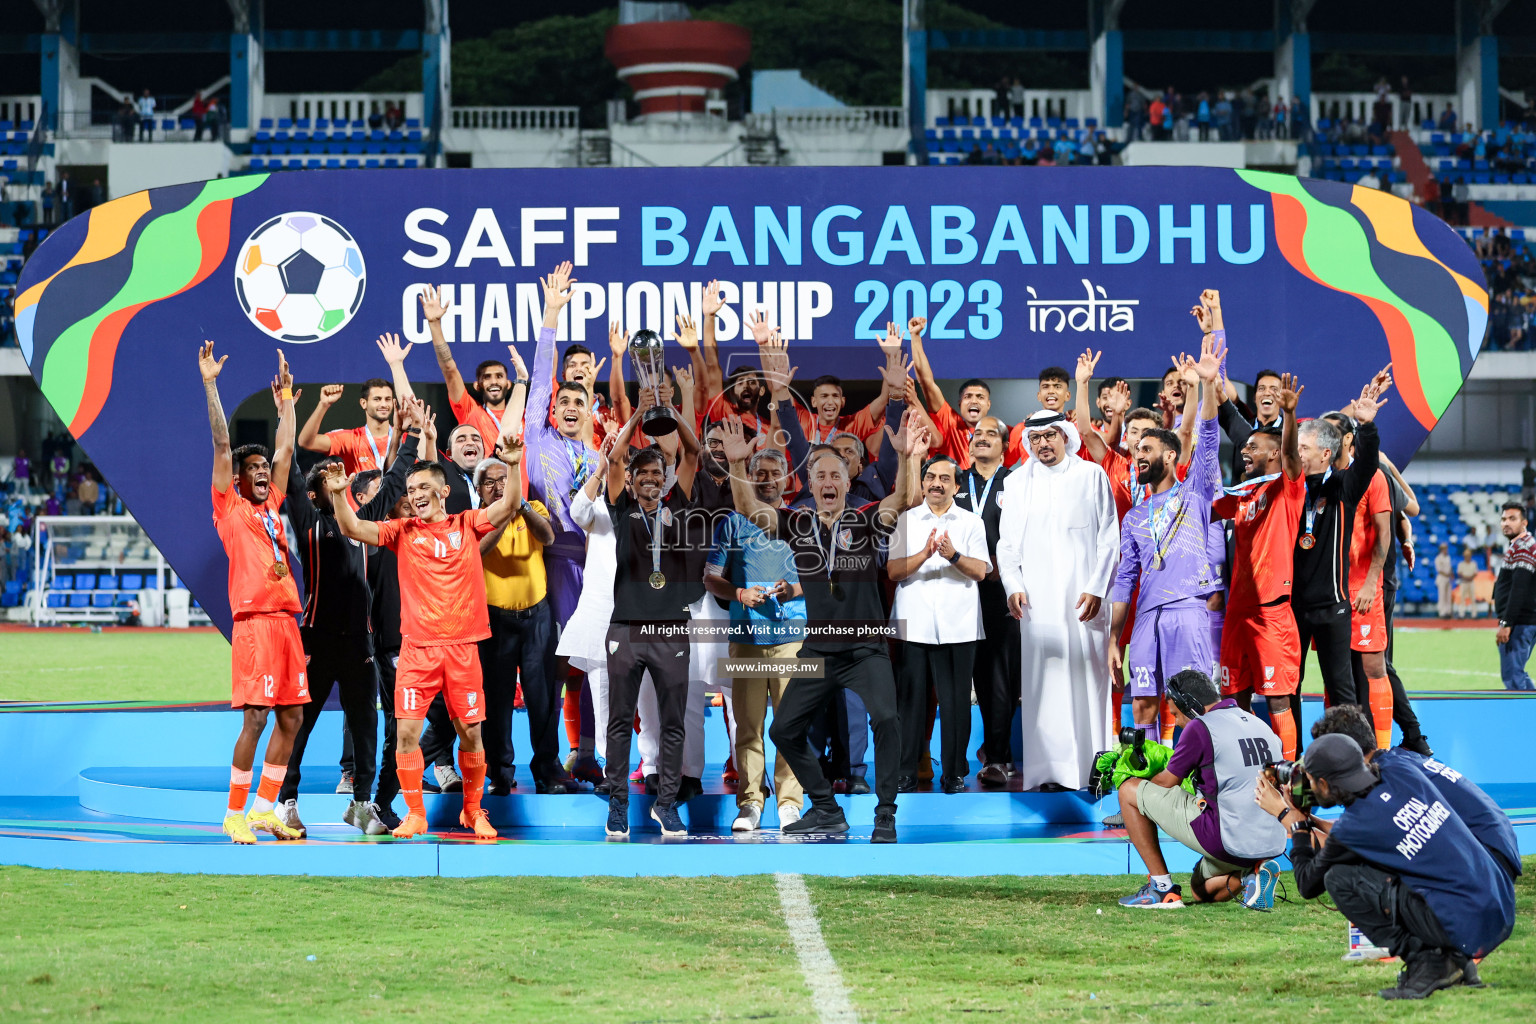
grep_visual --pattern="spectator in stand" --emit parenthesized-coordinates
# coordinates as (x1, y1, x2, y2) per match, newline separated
(1125, 89, 1147, 141)
(1434, 542, 1453, 618)
(1008, 79, 1025, 119)
(136, 88, 156, 142)
(1291, 96, 1309, 142)
(1036, 141, 1056, 167)
(1196, 92, 1211, 141)
(1494, 502, 1536, 690)
(1273, 96, 1289, 139)
(1522, 458, 1535, 505)
(1438, 106, 1458, 132)
(1148, 93, 1167, 141)
(40, 183, 54, 227)
(1455, 547, 1479, 618)
(77, 470, 100, 515)
(1214, 91, 1233, 140)
(11, 450, 29, 496)
(368, 108, 385, 131)
(385, 103, 404, 131)
(204, 99, 224, 143)
(1398, 76, 1413, 128)
(190, 90, 210, 140)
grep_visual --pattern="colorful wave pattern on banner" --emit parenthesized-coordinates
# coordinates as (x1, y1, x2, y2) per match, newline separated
(1236, 170, 1489, 431)
(14, 175, 268, 436)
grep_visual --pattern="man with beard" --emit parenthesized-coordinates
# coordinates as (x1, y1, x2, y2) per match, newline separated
(996, 410, 1119, 792)
(200, 343, 307, 843)
(1211, 373, 1305, 757)
(297, 375, 399, 475)
(600, 390, 702, 838)
(275, 399, 425, 837)
(733, 412, 923, 842)
(1110, 337, 1224, 745)
(420, 285, 525, 452)
(1291, 369, 1390, 713)
(705, 445, 806, 831)
(954, 416, 1015, 786)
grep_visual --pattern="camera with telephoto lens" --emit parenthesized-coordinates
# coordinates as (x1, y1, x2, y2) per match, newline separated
(1117, 726, 1148, 771)
(1088, 728, 1149, 799)
(1263, 760, 1314, 810)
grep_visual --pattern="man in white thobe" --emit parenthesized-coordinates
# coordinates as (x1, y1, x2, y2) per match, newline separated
(997, 411, 1119, 791)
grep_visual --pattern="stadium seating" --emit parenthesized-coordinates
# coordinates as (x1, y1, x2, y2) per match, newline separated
(1397, 482, 1524, 612)
(246, 116, 424, 172)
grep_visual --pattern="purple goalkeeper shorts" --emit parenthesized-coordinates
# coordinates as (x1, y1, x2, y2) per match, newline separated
(544, 551, 584, 629)
(1127, 601, 1214, 698)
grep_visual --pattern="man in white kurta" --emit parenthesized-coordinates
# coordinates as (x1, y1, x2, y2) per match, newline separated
(997, 411, 1119, 791)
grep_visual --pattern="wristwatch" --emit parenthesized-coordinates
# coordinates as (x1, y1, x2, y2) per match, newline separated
(945, 548, 961, 564)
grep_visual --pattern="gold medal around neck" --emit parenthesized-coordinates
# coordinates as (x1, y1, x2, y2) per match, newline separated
(1299, 535, 1316, 550)
(271, 562, 289, 579)
(648, 571, 667, 589)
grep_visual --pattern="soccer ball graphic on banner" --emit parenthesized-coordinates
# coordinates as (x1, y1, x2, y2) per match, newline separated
(234, 213, 366, 343)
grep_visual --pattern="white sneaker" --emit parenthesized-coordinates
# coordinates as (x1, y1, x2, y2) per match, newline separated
(778, 803, 801, 828)
(343, 799, 383, 834)
(732, 805, 762, 832)
(434, 764, 463, 793)
(276, 798, 307, 839)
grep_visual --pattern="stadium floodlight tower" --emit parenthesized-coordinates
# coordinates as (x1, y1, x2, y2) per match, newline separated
(604, 1, 751, 120)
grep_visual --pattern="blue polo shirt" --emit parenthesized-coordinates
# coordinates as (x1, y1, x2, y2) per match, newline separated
(704, 512, 806, 646)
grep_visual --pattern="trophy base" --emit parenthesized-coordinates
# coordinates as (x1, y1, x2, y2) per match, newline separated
(641, 410, 678, 437)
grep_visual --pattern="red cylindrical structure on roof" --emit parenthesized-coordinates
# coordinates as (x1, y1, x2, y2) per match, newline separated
(604, 20, 752, 117)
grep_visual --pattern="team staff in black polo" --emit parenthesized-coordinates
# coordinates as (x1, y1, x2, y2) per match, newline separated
(727, 409, 924, 844)
(601, 389, 703, 839)
(953, 414, 1016, 786)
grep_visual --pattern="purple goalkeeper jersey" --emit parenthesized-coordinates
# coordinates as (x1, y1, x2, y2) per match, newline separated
(527, 325, 599, 562)
(1111, 414, 1222, 612)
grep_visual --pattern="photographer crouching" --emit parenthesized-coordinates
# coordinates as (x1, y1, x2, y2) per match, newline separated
(1256, 732, 1517, 1000)
(1115, 670, 1287, 910)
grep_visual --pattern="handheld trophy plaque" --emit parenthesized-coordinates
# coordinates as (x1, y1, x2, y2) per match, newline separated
(628, 328, 678, 436)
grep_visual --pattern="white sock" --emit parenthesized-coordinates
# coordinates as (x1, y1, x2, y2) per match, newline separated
(252, 796, 274, 813)
(1151, 874, 1173, 890)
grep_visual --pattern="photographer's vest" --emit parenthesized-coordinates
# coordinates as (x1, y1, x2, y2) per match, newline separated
(1201, 705, 1287, 861)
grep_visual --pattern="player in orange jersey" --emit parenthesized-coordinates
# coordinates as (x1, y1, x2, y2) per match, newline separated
(201, 341, 309, 844)
(1211, 373, 1306, 758)
(297, 375, 398, 474)
(325, 425, 530, 841)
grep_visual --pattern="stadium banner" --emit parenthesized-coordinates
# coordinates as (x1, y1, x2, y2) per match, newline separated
(15, 167, 1486, 634)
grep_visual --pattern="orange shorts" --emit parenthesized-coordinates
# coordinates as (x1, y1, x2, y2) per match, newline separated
(395, 641, 485, 723)
(1220, 601, 1301, 697)
(230, 613, 309, 709)
(1349, 590, 1388, 653)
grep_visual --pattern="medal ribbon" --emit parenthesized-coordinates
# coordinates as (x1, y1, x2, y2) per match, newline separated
(364, 425, 393, 470)
(816, 514, 842, 587)
(1127, 459, 1148, 508)
(639, 501, 665, 582)
(1302, 466, 1332, 546)
(259, 507, 286, 568)
(1147, 482, 1186, 569)
(1221, 471, 1281, 498)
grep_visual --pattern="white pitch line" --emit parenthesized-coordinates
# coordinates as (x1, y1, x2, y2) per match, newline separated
(774, 872, 861, 1024)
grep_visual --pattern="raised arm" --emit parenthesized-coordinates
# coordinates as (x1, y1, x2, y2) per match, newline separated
(376, 332, 418, 403)
(673, 398, 701, 500)
(298, 384, 342, 455)
(1278, 373, 1304, 480)
(675, 312, 709, 414)
(324, 463, 381, 545)
(269, 349, 296, 500)
(874, 356, 915, 489)
(529, 262, 575, 439)
(699, 278, 726, 398)
(906, 316, 946, 412)
(200, 341, 232, 493)
(1101, 378, 1130, 450)
(483, 437, 528, 530)
(607, 321, 632, 422)
(419, 285, 467, 406)
(876, 409, 924, 523)
(503, 344, 530, 444)
(1074, 348, 1107, 462)
(721, 416, 775, 533)
(1348, 368, 1389, 489)
(606, 398, 648, 502)
(358, 410, 421, 521)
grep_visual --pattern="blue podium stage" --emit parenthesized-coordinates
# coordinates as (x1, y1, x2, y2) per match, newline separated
(2, 694, 1533, 878)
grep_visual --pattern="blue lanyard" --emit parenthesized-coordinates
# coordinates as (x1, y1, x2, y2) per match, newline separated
(1147, 482, 1185, 568)
(1222, 472, 1281, 498)
(968, 469, 998, 512)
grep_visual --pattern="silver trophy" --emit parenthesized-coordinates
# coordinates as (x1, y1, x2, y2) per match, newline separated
(628, 328, 677, 436)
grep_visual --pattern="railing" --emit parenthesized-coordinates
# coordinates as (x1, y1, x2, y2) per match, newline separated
(450, 106, 580, 130)
(745, 107, 904, 132)
(1311, 92, 1456, 129)
(927, 88, 1096, 125)
(263, 93, 423, 124)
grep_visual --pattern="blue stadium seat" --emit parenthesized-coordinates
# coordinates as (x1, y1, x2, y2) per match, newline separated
(68, 593, 90, 608)
(92, 593, 114, 608)
(259, 118, 274, 129)
(326, 158, 341, 168)
(384, 158, 400, 168)
(365, 158, 381, 168)
(121, 573, 144, 590)
(53, 574, 73, 590)
(306, 158, 321, 168)
(46, 593, 66, 608)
